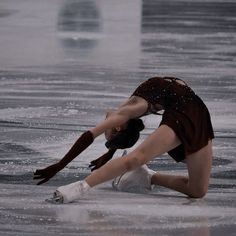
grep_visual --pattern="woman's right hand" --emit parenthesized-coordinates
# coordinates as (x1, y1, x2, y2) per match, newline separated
(33, 131, 94, 185)
(33, 163, 62, 185)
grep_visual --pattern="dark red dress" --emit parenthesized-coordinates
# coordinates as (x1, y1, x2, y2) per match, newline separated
(132, 77, 214, 162)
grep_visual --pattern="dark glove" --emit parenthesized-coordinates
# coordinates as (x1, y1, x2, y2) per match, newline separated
(89, 149, 116, 171)
(58, 130, 94, 168)
(33, 163, 62, 185)
(34, 130, 94, 185)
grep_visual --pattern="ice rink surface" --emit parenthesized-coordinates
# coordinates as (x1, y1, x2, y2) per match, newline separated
(0, 0, 236, 235)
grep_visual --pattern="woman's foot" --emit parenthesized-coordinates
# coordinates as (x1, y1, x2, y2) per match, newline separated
(112, 165, 156, 193)
(46, 180, 90, 204)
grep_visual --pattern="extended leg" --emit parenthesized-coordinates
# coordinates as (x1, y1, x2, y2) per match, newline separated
(49, 125, 180, 203)
(85, 125, 181, 187)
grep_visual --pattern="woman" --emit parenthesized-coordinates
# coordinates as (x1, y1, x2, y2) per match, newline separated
(34, 77, 214, 203)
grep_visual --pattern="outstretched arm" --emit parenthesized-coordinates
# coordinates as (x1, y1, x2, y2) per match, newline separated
(91, 96, 148, 137)
(34, 96, 147, 184)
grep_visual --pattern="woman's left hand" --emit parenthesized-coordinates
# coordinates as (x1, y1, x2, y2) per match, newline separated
(89, 149, 116, 171)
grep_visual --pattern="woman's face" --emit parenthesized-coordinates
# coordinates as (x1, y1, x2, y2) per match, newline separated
(105, 123, 128, 141)
(104, 111, 128, 140)
(105, 127, 117, 140)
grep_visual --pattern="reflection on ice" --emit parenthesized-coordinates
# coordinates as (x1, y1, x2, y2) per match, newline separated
(56, 206, 89, 224)
(58, 0, 101, 32)
(0, 182, 236, 235)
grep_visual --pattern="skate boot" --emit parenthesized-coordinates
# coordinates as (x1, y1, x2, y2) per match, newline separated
(112, 164, 156, 193)
(46, 180, 90, 204)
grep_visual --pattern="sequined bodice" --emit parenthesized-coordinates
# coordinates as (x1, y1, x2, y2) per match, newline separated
(132, 77, 196, 115)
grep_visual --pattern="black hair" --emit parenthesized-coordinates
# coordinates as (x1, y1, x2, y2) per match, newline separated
(105, 118, 145, 149)
(89, 119, 145, 171)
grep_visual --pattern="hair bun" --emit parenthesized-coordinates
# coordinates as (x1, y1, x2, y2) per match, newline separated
(129, 119, 145, 132)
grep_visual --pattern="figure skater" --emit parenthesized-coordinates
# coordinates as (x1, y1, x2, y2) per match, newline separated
(33, 77, 214, 203)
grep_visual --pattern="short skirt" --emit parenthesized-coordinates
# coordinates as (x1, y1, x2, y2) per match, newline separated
(132, 77, 215, 162)
(160, 96, 214, 162)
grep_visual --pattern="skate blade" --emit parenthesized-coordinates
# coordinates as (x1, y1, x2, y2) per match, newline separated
(122, 150, 127, 156)
(45, 191, 63, 204)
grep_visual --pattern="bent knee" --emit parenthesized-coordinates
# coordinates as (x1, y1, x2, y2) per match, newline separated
(124, 151, 146, 171)
(189, 186, 208, 198)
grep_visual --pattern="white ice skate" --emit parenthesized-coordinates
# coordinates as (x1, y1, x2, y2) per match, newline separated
(112, 164, 156, 193)
(46, 180, 90, 204)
